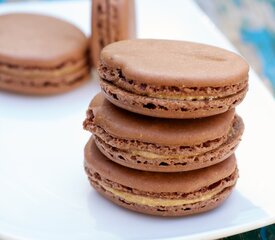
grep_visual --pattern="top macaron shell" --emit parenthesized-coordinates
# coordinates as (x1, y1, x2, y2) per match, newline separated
(88, 93, 235, 146)
(0, 13, 87, 67)
(99, 39, 249, 118)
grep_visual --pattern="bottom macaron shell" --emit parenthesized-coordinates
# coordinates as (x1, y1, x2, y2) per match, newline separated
(87, 172, 234, 217)
(101, 80, 248, 119)
(0, 68, 90, 95)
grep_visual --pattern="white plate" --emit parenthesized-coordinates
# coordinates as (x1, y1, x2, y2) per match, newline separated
(0, 1, 275, 240)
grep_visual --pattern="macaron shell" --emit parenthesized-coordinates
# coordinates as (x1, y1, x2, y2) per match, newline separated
(0, 13, 88, 68)
(101, 79, 247, 119)
(100, 39, 249, 87)
(87, 177, 234, 216)
(84, 138, 237, 193)
(86, 93, 235, 145)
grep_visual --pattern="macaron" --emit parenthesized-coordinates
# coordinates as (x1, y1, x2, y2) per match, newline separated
(0, 13, 90, 95)
(91, 0, 136, 67)
(99, 39, 249, 119)
(83, 93, 244, 172)
(85, 138, 238, 217)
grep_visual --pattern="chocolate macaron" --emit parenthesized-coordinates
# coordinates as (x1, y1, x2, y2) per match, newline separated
(99, 39, 249, 118)
(91, 0, 136, 67)
(0, 13, 90, 95)
(85, 138, 238, 217)
(84, 93, 244, 172)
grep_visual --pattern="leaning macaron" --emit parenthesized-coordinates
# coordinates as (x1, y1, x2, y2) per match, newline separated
(99, 39, 249, 119)
(91, 0, 136, 67)
(83, 93, 244, 172)
(85, 138, 238, 217)
(0, 13, 90, 95)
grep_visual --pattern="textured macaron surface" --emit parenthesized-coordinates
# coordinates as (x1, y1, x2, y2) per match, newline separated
(0, 13, 90, 94)
(84, 138, 238, 216)
(99, 39, 249, 118)
(84, 93, 244, 172)
(100, 39, 248, 87)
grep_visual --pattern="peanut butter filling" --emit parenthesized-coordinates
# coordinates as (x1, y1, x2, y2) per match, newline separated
(100, 183, 225, 207)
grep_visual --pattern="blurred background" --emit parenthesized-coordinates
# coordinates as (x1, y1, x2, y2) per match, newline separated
(1, 0, 275, 96)
(196, 0, 275, 96)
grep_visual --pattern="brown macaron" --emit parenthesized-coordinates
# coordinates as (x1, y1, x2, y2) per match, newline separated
(99, 39, 249, 119)
(0, 13, 90, 95)
(91, 0, 136, 67)
(83, 93, 244, 172)
(85, 138, 239, 217)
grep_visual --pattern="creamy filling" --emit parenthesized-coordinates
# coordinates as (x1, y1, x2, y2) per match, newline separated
(101, 183, 224, 207)
(131, 150, 183, 159)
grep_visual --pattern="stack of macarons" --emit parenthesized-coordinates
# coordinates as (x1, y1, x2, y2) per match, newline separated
(84, 39, 249, 216)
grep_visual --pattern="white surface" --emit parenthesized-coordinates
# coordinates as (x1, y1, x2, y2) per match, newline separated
(0, 0, 275, 240)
